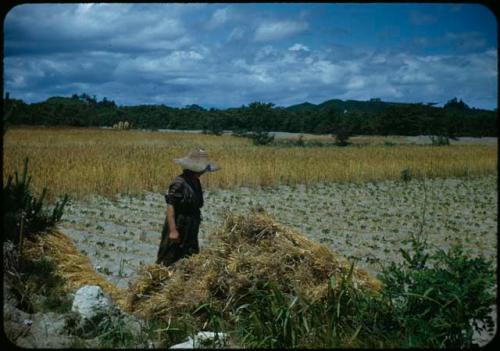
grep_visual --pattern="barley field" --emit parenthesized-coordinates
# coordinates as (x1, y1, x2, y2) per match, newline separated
(2, 127, 497, 200)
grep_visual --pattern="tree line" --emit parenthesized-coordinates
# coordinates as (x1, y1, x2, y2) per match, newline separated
(3, 93, 497, 137)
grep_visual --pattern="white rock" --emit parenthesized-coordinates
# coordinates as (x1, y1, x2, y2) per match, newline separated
(170, 337, 195, 349)
(71, 285, 112, 321)
(196, 331, 228, 345)
(170, 331, 228, 349)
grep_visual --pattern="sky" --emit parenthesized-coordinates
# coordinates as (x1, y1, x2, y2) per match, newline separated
(3, 3, 498, 110)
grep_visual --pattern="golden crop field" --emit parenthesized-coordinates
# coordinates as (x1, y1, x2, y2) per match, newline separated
(3, 127, 497, 200)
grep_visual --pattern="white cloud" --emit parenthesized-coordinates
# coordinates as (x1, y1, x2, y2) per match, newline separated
(9, 75, 27, 88)
(255, 45, 278, 61)
(114, 50, 205, 80)
(76, 3, 94, 15)
(138, 19, 185, 39)
(208, 7, 230, 28)
(254, 20, 308, 42)
(390, 57, 435, 84)
(288, 43, 310, 52)
(227, 27, 245, 41)
(171, 50, 203, 61)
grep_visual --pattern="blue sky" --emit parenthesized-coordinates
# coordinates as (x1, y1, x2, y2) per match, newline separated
(3, 3, 497, 109)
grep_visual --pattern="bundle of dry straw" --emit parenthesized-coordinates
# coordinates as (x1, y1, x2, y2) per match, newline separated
(127, 210, 382, 321)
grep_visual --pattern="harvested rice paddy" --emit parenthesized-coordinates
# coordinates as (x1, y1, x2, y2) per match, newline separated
(58, 175, 497, 289)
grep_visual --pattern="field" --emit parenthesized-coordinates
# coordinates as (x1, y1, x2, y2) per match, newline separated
(3, 127, 498, 346)
(2, 127, 497, 200)
(3, 127, 497, 276)
(56, 176, 497, 291)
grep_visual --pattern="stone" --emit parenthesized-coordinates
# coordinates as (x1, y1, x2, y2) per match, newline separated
(71, 285, 112, 322)
(170, 331, 229, 349)
(170, 336, 195, 349)
(4, 320, 31, 344)
(3, 301, 30, 322)
(30, 312, 69, 336)
(4, 310, 78, 348)
(195, 331, 228, 347)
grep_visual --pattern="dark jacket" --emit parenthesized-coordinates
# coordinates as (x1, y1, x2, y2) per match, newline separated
(156, 170, 204, 267)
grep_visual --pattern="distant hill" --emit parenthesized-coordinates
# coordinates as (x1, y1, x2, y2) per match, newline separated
(44, 96, 88, 106)
(286, 97, 495, 114)
(287, 98, 409, 114)
(286, 102, 317, 113)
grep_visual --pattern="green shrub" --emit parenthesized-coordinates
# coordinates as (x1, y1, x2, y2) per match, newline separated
(400, 168, 412, 182)
(295, 134, 305, 147)
(95, 312, 137, 348)
(429, 135, 450, 146)
(249, 130, 275, 145)
(231, 129, 250, 137)
(380, 235, 496, 348)
(334, 128, 351, 146)
(3, 158, 69, 245)
(3, 158, 70, 314)
(204, 124, 223, 136)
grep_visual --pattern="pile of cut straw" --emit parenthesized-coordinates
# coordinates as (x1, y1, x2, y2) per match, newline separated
(127, 209, 381, 320)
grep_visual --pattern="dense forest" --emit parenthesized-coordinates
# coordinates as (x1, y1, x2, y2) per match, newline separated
(3, 93, 497, 137)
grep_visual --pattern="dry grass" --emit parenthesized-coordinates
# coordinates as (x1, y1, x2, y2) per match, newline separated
(3, 127, 497, 200)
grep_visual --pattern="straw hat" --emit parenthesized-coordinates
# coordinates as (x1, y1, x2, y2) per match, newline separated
(174, 147, 220, 172)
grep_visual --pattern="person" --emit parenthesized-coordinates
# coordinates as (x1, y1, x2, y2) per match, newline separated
(156, 147, 220, 267)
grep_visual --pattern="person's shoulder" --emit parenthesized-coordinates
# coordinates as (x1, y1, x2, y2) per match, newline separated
(169, 175, 186, 191)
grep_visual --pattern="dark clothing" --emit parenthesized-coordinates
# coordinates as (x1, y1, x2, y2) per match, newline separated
(156, 170, 204, 267)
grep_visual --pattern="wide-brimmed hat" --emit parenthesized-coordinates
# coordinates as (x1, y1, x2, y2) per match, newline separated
(173, 147, 220, 172)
